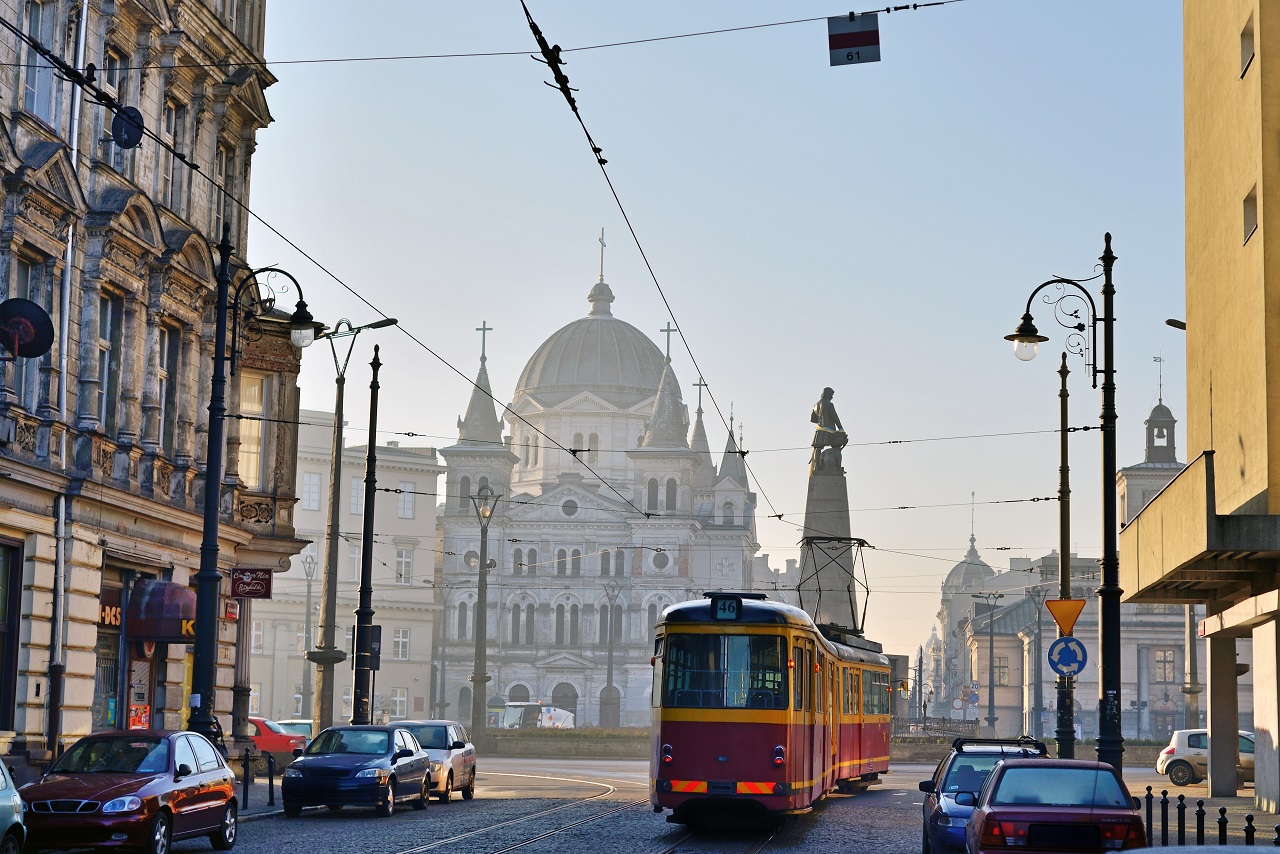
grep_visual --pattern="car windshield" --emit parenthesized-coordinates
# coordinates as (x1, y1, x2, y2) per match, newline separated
(991, 767, 1129, 808)
(943, 755, 1004, 793)
(260, 719, 286, 734)
(307, 729, 389, 756)
(277, 723, 311, 738)
(53, 737, 170, 774)
(407, 725, 449, 750)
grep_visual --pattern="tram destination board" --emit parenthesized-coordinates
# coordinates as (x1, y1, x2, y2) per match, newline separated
(711, 594, 741, 621)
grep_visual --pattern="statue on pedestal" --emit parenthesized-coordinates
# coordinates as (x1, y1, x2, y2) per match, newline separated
(810, 387, 848, 472)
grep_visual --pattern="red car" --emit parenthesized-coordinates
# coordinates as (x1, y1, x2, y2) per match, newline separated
(248, 716, 306, 763)
(961, 758, 1145, 852)
(20, 729, 237, 853)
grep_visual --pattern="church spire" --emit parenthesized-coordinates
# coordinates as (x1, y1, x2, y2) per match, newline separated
(641, 358, 689, 449)
(718, 404, 748, 485)
(690, 377, 714, 485)
(457, 323, 503, 445)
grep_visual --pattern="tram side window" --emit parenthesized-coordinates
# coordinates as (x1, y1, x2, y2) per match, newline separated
(861, 669, 889, 716)
(816, 654, 825, 713)
(662, 634, 788, 709)
(792, 646, 804, 710)
(842, 668, 851, 715)
(651, 636, 664, 707)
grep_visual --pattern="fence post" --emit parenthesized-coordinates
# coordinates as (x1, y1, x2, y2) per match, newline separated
(241, 747, 252, 809)
(1197, 800, 1206, 845)
(1271, 823, 1280, 846)
(266, 752, 276, 809)
(1246, 814, 1256, 846)
(1220, 806, 1229, 846)
(1144, 786, 1153, 843)
(1161, 790, 1169, 847)
(1177, 794, 1186, 845)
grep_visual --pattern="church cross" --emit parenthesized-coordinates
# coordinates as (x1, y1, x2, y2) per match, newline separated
(598, 228, 606, 282)
(694, 376, 708, 412)
(476, 321, 493, 361)
(660, 322, 677, 359)
(1154, 355, 1164, 404)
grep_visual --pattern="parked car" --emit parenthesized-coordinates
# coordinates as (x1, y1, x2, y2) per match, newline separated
(962, 758, 1145, 853)
(20, 730, 237, 853)
(248, 716, 306, 766)
(401, 720, 477, 801)
(919, 737, 1047, 854)
(281, 725, 430, 817)
(0, 757, 23, 854)
(274, 719, 314, 745)
(1156, 728, 1254, 786)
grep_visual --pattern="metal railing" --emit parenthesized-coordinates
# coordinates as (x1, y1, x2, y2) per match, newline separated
(891, 716, 979, 739)
(1143, 787, 1278, 846)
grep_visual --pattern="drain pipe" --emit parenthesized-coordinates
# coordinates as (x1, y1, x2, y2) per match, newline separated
(46, 0, 91, 756)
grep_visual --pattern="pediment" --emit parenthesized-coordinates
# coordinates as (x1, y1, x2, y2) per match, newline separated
(228, 67, 274, 127)
(506, 396, 544, 418)
(89, 179, 164, 254)
(555, 390, 619, 412)
(11, 129, 86, 216)
(538, 652, 592, 668)
(503, 483, 632, 523)
(161, 229, 214, 283)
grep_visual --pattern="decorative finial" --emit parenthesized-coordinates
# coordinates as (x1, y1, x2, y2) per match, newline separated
(598, 227, 606, 283)
(970, 491, 976, 546)
(660, 321, 676, 360)
(694, 376, 707, 415)
(729, 402, 734, 435)
(476, 320, 492, 363)
(1154, 355, 1164, 404)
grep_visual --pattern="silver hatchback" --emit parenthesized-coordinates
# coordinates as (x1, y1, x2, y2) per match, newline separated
(1155, 728, 1254, 786)
(401, 720, 476, 802)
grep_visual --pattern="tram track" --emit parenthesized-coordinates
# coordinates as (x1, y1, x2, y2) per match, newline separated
(651, 828, 776, 854)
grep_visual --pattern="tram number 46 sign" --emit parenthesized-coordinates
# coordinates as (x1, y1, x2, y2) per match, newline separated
(827, 13, 881, 66)
(1048, 636, 1088, 678)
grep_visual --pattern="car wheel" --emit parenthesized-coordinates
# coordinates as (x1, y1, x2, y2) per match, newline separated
(437, 772, 453, 803)
(147, 811, 173, 854)
(461, 771, 475, 800)
(921, 824, 931, 854)
(376, 781, 396, 817)
(283, 802, 302, 818)
(210, 801, 237, 850)
(411, 775, 430, 810)
(1168, 761, 1196, 786)
(0, 831, 20, 854)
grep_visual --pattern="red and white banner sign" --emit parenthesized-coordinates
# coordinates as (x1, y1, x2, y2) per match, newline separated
(828, 13, 881, 66)
(230, 568, 273, 599)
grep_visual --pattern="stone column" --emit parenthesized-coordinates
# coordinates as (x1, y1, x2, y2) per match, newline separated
(1206, 632, 1240, 796)
(1252, 619, 1279, 812)
(1137, 646, 1150, 739)
(116, 295, 142, 446)
(139, 309, 161, 451)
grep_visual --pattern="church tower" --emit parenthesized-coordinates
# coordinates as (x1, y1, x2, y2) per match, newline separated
(1116, 388, 1184, 527)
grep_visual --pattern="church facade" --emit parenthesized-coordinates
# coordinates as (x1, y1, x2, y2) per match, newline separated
(435, 274, 784, 727)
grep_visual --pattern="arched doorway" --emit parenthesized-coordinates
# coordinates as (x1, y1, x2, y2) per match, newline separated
(551, 682, 579, 723)
(509, 684, 530, 703)
(600, 685, 621, 728)
(458, 686, 472, 721)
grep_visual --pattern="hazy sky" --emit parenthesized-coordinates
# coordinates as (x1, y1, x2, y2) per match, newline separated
(248, 1, 1185, 659)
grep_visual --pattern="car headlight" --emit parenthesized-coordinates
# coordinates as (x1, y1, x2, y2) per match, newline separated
(355, 768, 389, 779)
(430, 761, 443, 773)
(283, 768, 303, 778)
(102, 797, 142, 814)
(936, 815, 967, 828)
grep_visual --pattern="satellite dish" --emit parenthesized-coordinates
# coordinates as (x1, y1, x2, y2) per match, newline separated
(111, 106, 145, 150)
(0, 298, 54, 359)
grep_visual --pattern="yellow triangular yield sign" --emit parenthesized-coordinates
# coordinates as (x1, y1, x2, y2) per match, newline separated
(1046, 599, 1086, 636)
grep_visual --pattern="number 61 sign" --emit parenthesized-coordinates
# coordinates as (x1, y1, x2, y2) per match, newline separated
(828, 14, 881, 66)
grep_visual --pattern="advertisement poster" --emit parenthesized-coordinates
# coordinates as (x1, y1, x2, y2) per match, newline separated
(128, 704, 151, 730)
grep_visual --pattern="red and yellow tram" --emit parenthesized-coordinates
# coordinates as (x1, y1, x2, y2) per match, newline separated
(650, 592, 891, 822)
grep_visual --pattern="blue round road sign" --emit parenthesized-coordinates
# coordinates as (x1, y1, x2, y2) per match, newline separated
(1048, 636, 1087, 677)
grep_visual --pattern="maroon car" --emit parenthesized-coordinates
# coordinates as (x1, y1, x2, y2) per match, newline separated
(20, 730, 237, 854)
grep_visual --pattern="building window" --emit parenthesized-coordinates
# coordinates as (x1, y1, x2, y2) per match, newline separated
(238, 372, 268, 490)
(994, 656, 1010, 687)
(392, 627, 409, 661)
(22, 2, 55, 123)
(1242, 14, 1255, 77)
(10, 259, 41, 410)
(570, 604, 580, 645)
(556, 550, 567, 576)
(511, 604, 522, 643)
(665, 478, 677, 511)
(251, 620, 264, 654)
(293, 685, 303, 717)
(301, 472, 322, 511)
(457, 602, 468, 640)
(599, 605, 609, 645)
(647, 604, 658, 644)
(588, 432, 599, 464)
(526, 548, 537, 576)
(1154, 648, 1177, 683)
(158, 326, 180, 455)
(249, 683, 260, 715)
(458, 476, 470, 509)
(600, 550, 610, 577)
(98, 293, 123, 433)
(513, 548, 523, 576)
(350, 477, 364, 514)
(397, 482, 415, 518)
(159, 99, 188, 213)
(525, 604, 534, 645)
(571, 549, 581, 576)
(1245, 185, 1258, 244)
(347, 541, 361, 582)
(391, 688, 407, 720)
(647, 479, 658, 512)
(555, 605, 565, 645)
(615, 550, 625, 577)
(395, 548, 413, 585)
(722, 502, 736, 525)
(573, 432, 583, 454)
(211, 143, 235, 237)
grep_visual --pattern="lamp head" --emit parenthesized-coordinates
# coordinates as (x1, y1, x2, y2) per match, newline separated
(1005, 312, 1049, 361)
(289, 299, 317, 349)
(473, 484, 496, 524)
(301, 553, 317, 580)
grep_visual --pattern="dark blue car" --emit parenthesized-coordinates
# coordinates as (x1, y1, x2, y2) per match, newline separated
(918, 737, 1046, 853)
(281, 725, 432, 817)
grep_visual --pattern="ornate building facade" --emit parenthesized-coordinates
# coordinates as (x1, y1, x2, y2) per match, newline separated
(0, 0, 303, 778)
(435, 274, 789, 727)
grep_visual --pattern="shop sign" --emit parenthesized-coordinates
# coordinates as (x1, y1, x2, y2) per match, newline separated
(230, 568, 273, 599)
(128, 704, 151, 729)
(99, 587, 122, 628)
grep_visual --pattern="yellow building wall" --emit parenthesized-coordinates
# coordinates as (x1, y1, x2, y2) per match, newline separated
(1184, 0, 1273, 515)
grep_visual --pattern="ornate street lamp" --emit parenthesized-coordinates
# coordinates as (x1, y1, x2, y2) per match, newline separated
(190, 228, 317, 744)
(1029, 585, 1049, 740)
(300, 553, 317, 718)
(1006, 233, 1122, 770)
(972, 591, 1004, 733)
(469, 484, 497, 737)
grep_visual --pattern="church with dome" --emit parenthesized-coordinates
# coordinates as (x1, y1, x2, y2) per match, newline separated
(435, 270, 784, 727)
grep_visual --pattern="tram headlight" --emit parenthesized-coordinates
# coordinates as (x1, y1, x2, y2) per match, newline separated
(661, 743, 673, 765)
(772, 746, 785, 767)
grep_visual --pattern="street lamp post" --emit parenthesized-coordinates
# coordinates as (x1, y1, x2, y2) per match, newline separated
(309, 317, 397, 732)
(470, 485, 497, 737)
(1029, 585, 1048, 740)
(602, 580, 622, 727)
(972, 591, 1004, 734)
(300, 554, 317, 718)
(1005, 233, 1122, 770)
(190, 228, 316, 743)
(352, 346, 384, 726)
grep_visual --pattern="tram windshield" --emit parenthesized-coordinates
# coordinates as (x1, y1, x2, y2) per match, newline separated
(661, 634, 788, 709)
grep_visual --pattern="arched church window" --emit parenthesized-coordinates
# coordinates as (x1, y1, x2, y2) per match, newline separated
(723, 502, 736, 525)
(599, 605, 609, 645)
(615, 550, 625, 577)
(458, 476, 470, 509)
(647, 479, 658, 512)
(513, 548, 523, 576)
(525, 604, 535, 644)
(522, 434, 530, 465)
(573, 433, 583, 455)
(571, 549, 582, 576)
(527, 548, 538, 576)
(511, 604, 521, 643)
(600, 550, 611, 577)
(612, 604, 624, 643)
(588, 433, 599, 464)
(557, 549, 567, 575)
(478, 476, 489, 492)
(665, 478, 677, 512)
(457, 601, 469, 640)
(532, 439, 539, 466)
(570, 604, 580, 644)
(555, 604, 566, 645)
(648, 603, 658, 644)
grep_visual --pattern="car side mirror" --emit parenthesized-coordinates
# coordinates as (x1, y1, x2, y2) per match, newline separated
(293, 748, 304, 758)
(954, 792, 976, 806)
(918, 780, 936, 793)
(393, 748, 414, 761)
(451, 740, 466, 750)
(175, 763, 193, 781)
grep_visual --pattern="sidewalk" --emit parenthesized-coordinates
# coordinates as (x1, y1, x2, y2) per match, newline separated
(1128, 780, 1278, 846)
(233, 778, 286, 821)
